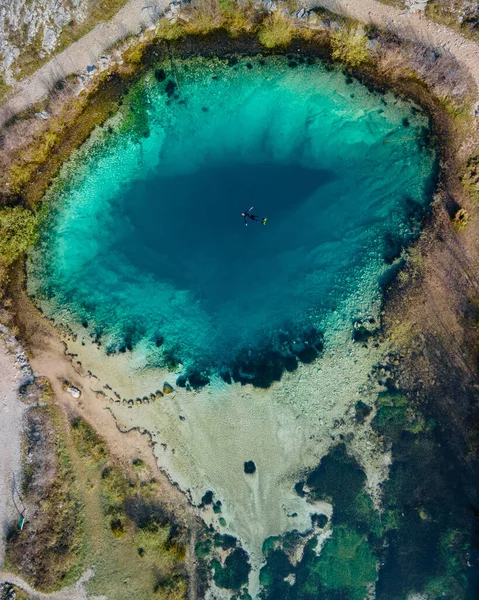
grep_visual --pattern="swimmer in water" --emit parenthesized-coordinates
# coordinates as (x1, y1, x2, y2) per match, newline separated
(241, 207, 267, 226)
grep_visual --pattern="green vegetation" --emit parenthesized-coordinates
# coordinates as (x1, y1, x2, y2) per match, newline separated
(461, 154, 479, 203)
(258, 11, 295, 48)
(155, 0, 258, 41)
(330, 26, 371, 67)
(373, 392, 433, 438)
(426, 0, 479, 43)
(312, 526, 377, 599)
(0, 206, 38, 267)
(70, 415, 107, 462)
(212, 547, 250, 590)
(5, 406, 86, 591)
(7, 410, 187, 598)
(0, 75, 10, 102)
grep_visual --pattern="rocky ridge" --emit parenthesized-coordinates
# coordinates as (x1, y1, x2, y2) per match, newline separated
(1, 0, 89, 84)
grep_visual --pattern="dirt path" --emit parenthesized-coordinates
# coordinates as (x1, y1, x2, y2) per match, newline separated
(0, 327, 27, 568)
(0, 0, 169, 128)
(307, 0, 479, 103)
(0, 569, 108, 600)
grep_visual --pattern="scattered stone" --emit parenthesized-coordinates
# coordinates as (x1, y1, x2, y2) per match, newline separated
(311, 513, 328, 528)
(165, 79, 177, 98)
(163, 382, 174, 394)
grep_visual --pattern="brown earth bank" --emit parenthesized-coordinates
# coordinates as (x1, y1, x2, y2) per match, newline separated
(2, 17, 479, 599)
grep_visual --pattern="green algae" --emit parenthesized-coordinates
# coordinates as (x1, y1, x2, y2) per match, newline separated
(212, 547, 251, 590)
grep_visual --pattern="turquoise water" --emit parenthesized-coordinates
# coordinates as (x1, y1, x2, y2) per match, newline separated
(29, 57, 435, 377)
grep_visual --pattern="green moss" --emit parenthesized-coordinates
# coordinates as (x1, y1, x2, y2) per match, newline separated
(373, 392, 433, 437)
(314, 526, 377, 597)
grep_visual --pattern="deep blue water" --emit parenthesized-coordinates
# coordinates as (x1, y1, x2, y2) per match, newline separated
(29, 57, 436, 374)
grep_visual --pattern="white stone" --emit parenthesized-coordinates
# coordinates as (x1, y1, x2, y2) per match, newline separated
(66, 386, 81, 399)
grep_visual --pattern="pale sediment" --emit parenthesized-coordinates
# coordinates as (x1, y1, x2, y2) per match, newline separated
(62, 323, 391, 594)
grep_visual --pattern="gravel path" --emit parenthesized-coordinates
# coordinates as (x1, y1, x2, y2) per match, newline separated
(0, 568, 108, 599)
(0, 329, 27, 569)
(307, 0, 479, 102)
(0, 0, 169, 128)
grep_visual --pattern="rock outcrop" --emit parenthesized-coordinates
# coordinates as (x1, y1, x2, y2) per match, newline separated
(0, 0, 89, 84)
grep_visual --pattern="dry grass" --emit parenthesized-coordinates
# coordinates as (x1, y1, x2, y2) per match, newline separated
(330, 26, 371, 67)
(5, 403, 188, 598)
(258, 11, 295, 48)
(5, 405, 86, 591)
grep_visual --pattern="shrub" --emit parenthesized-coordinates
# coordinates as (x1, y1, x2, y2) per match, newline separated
(330, 26, 370, 67)
(258, 11, 294, 49)
(181, 0, 223, 34)
(0, 206, 38, 267)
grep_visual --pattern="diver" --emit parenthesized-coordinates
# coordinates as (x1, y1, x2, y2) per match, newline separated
(241, 207, 267, 226)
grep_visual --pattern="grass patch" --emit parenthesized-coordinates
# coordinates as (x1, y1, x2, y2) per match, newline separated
(0, 206, 38, 269)
(0, 75, 11, 102)
(461, 154, 479, 203)
(258, 11, 295, 48)
(426, 0, 479, 44)
(330, 26, 371, 67)
(70, 416, 108, 462)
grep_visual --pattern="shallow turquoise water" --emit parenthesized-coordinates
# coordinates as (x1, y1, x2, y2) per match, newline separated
(29, 57, 436, 375)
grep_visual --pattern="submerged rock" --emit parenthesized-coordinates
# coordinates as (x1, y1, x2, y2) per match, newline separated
(244, 460, 256, 474)
(155, 68, 167, 82)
